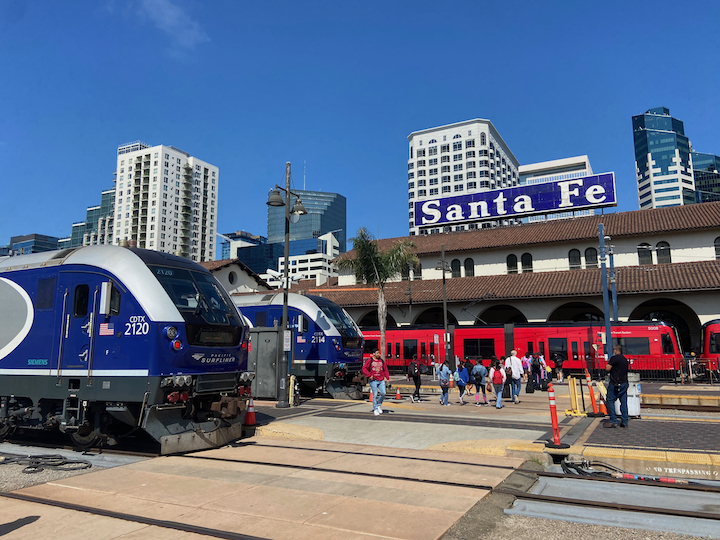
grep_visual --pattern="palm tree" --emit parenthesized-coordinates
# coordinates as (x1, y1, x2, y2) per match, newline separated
(336, 228, 418, 356)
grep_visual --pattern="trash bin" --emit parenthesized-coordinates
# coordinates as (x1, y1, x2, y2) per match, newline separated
(615, 372, 641, 418)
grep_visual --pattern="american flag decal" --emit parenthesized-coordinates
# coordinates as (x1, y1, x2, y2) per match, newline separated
(99, 323, 115, 336)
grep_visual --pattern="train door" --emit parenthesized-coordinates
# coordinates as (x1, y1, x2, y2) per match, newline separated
(57, 278, 95, 378)
(548, 337, 568, 368)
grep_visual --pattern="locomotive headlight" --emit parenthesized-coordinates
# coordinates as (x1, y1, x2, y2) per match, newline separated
(173, 375, 192, 387)
(164, 326, 178, 340)
(160, 377, 174, 388)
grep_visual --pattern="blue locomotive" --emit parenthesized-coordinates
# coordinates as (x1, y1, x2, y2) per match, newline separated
(233, 293, 364, 398)
(0, 245, 252, 454)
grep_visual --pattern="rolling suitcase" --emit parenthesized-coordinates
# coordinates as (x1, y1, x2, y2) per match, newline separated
(525, 380, 535, 394)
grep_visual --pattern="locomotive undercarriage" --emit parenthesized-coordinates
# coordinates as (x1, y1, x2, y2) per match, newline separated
(0, 373, 252, 453)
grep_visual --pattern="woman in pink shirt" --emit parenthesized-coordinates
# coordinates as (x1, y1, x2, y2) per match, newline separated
(363, 349, 390, 416)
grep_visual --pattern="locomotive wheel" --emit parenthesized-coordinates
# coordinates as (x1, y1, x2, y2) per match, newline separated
(0, 422, 15, 440)
(70, 423, 99, 449)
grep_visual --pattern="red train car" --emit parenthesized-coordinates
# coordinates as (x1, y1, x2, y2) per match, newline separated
(698, 319, 720, 379)
(362, 321, 683, 375)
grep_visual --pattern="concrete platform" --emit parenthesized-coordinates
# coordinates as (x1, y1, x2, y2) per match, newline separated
(3, 437, 524, 540)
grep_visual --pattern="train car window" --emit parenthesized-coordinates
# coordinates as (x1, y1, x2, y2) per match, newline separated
(464, 338, 495, 360)
(571, 341, 578, 360)
(255, 311, 267, 327)
(386, 343, 392, 358)
(110, 285, 121, 316)
(538, 341, 545, 355)
(661, 334, 674, 355)
(430, 342, 435, 358)
(36, 278, 55, 310)
(421, 342, 426, 359)
(548, 338, 568, 362)
(710, 333, 720, 354)
(73, 284, 89, 318)
(584, 342, 592, 360)
(364, 340, 378, 354)
(526, 342, 534, 354)
(614, 337, 651, 355)
(403, 339, 418, 360)
(395, 343, 401, 358)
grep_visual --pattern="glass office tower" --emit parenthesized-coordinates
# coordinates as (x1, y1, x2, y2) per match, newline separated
(267, 190, 346, 253)
(632, 107, 695, 209)
(692, 152, 720, 203)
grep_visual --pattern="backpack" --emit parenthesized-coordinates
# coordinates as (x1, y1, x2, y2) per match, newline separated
(409, 362, 419, 377)
(492, 368, 503, 385)
(532, 357, 540, 369)
(453, 370, 460, 382)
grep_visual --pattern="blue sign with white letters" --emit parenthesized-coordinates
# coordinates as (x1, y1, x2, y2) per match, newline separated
(413, 173, 616, 227)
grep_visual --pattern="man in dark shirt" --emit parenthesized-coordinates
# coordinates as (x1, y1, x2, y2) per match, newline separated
(605, 344, 630, 428)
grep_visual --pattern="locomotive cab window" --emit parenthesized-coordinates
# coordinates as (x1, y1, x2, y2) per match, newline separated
(364, 340, 379, 355)
(661, 334, 675, 354)
(709, 333, 720, 354)
(73, 284, 90, 318)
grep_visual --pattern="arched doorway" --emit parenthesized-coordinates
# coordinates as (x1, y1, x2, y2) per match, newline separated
(628, 299, 700, 353)
(548, 302, 604, 322)
(357, 310, 398, 329)
(479, 305, 528, 324)
(414, 307, 459, 326)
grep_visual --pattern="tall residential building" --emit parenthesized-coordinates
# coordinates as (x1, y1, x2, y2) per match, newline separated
(407, 119, 520, 235)
(632, 107, 695, 209)
(519, 156, 597, 222)
(691, 151, 720, 203)
(114, 141, 218, 262)
(267, 189, 346, 252)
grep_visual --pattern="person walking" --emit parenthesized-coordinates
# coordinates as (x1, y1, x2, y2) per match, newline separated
(407, 355, 422, 402)
(437, 360, 452, 406)
(363, 349, 390, 416)
(456, 361, 470, 404)
(531, 353, 543, 387)
(554, 353, 565, 383)
(522, 352, 531, 382)
(504, 350, 523, 404)
(488, 359, 507, 409)
(605, 344, 630, 428)
(471, 361, 488, 406)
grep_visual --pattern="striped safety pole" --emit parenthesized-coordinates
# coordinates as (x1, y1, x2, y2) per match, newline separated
(545, 383, 570, 449)
(584, 368, 604, 417)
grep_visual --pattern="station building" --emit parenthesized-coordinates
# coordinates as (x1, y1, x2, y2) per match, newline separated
(298, 202, 720, 353)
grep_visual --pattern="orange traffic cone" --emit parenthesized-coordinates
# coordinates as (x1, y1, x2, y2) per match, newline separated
(244, 398, 256, 426)
(396, 387, 401, 400)
(598, 399, 608, 416)
(368, 390, 373, 403)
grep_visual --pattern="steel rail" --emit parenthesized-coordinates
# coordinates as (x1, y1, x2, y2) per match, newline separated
(515, 468, 720, 493)
(0, 492, 266, 540)
(494, 487, 720, 521)
(186, 454, 496, 491)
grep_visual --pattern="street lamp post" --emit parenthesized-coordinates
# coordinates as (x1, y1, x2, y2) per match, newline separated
(435, 245, 452, 369)
(267, 162, 307, 408)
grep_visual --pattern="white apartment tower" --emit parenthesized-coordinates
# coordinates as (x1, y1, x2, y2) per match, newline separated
(407, 119, 520, 235)
(114, 141, 218, 262)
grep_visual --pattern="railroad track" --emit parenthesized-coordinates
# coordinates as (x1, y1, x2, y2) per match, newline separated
(499, 464, 720, 537)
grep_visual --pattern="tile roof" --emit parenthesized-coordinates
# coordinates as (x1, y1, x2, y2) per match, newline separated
(337, 201, 720, 260)
(297, 259, 720, 308)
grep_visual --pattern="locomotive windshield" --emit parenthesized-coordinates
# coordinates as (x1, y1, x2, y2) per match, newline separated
(149, 265, 244, 346)
(317, 303, 361, 338)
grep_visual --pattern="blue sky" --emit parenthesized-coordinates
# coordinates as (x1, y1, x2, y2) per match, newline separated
(2, 0, 719, 250)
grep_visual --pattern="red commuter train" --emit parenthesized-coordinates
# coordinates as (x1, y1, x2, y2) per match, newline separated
(362, 321, 684, 375)
(698, 319, 720, 379)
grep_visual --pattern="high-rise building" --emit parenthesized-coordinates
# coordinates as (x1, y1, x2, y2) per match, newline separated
(691, 151, 720, 203)
(632, 107, 696, 209)
(519, 156, 597, 222)
(59, 188, 116, 249)
(267, 189, 346, 252)
(114, 141, 218, 262)
(407, 119, 520, 235)
(219, 231, 267, 260)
